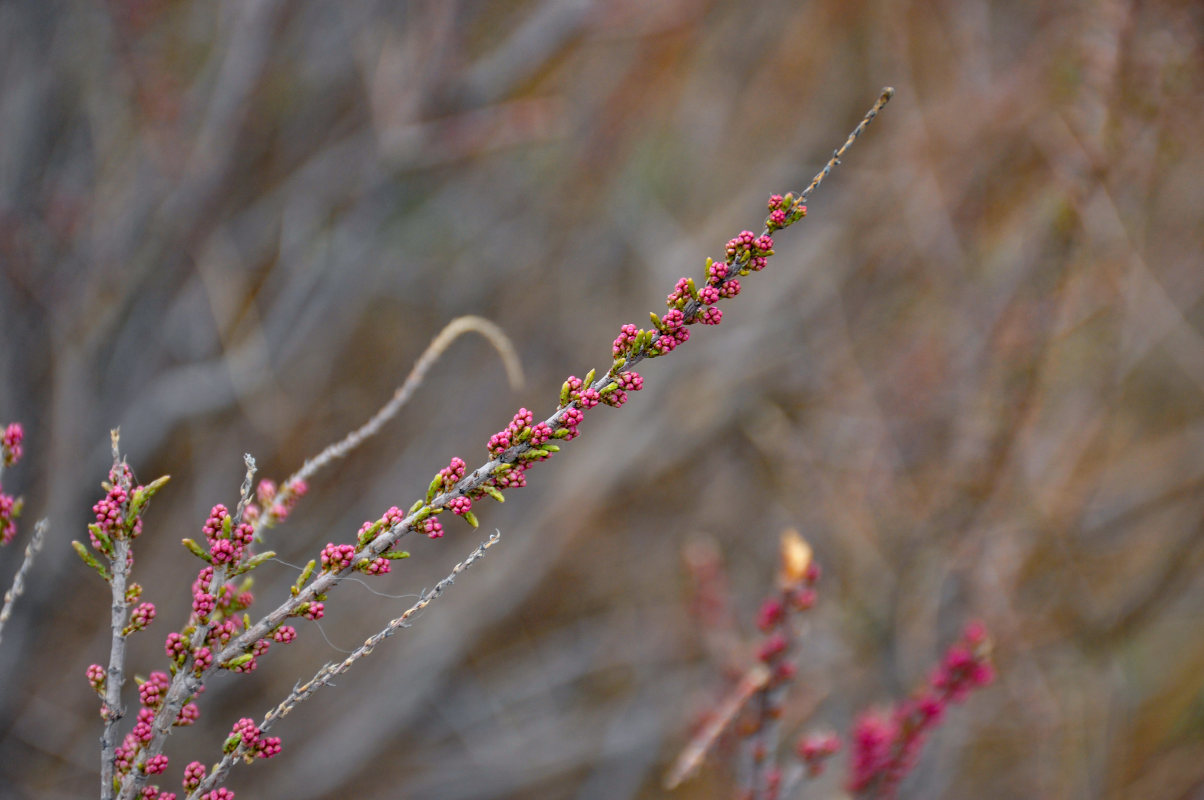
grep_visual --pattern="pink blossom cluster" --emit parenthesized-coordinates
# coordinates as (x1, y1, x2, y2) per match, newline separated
(139, 786, 174, 799)
(86, 663, 106, 693)
(176, 702, 200, 726)
(421, 517, 445, 539)
(356, 504, 409, 549)
(138, 671, 171, 709)
(666, 276, 695, 308)
(847, 622, 994, 798)
(601, 370, 643, 409)
(0, 490, 17, 545)
(723, 230, 774, 271)
(764, 193, 806, 233)
(182, 761, 207, 791)
(487, 407, 535, 456)
(127, 601, 157, 633)
(438, 457, 467, 487)
(92, 483, 142, 544)
(320, 542, 356, 572)
(358, 555, 391, 575)
(227, 717, 282, 760)
(652, 308, 690, 355)
(612, 323, 640, 357)
(2, 422, 23, 466)
(200, 504, 254, 565)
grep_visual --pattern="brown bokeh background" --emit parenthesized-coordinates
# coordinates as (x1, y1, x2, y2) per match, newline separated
(1, 1, 1202, 798)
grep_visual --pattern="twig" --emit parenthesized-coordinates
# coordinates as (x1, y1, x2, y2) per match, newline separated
(233, 454, 257, 526)
(797, 87, 894, 204)
(664, 663, 771, 790)
(188, 532, 502, 799)
(0, 518, 47, 648)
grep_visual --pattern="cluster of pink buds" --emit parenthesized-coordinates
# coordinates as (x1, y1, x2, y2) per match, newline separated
(612, 323, 641, 357)
(80, 469, 169, 567)
(666, 277, 696, 308)
(0, 427, 22, 545)
(229, 638, 271, 674)
(137, 669, 170, 708)
(438, 457, 467, 487)
(724, 230, 773, 271)
(358, 555, 391, 575)
(487, 408, 535, 456)
(320, 542, 357, 572)
(601, 370, 643, 409)
(421, 517, 444, 539)
(2, 422, 23, 466)
(224, 717, 282, 761)
(354, 505, 414, 555)
(0, 488, 17, 546)
(199, 504, 255, 565)
(125, 601, 157, 634)
(92, 485, 134, 544)
(86, 663, 106, 693)
(182, 761, 207, 791)
(651, 309, 690, 355)
(764, 193, 806, 233)
(847, 622, 994, 798)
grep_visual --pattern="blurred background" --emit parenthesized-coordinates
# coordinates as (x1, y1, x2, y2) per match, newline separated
(1, 1, 1202, 798)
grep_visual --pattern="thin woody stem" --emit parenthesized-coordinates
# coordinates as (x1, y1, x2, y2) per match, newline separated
(798, 87, 894, 204)
(0, 518, 47, 648)
(664, 663, 771, 790)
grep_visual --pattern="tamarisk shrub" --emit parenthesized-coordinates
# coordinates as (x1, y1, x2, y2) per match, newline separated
(70, 88, 896, 800)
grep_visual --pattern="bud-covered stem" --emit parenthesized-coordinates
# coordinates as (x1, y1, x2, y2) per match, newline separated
(101, 432, 133, 800)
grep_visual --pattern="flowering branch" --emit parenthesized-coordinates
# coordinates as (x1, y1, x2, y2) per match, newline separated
(669, 531, 993, 800)
(848, 623, 995, 799)
(84, 87, 893, 800)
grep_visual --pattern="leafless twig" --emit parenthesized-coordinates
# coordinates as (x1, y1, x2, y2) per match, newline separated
(0, 518, 47, 649)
